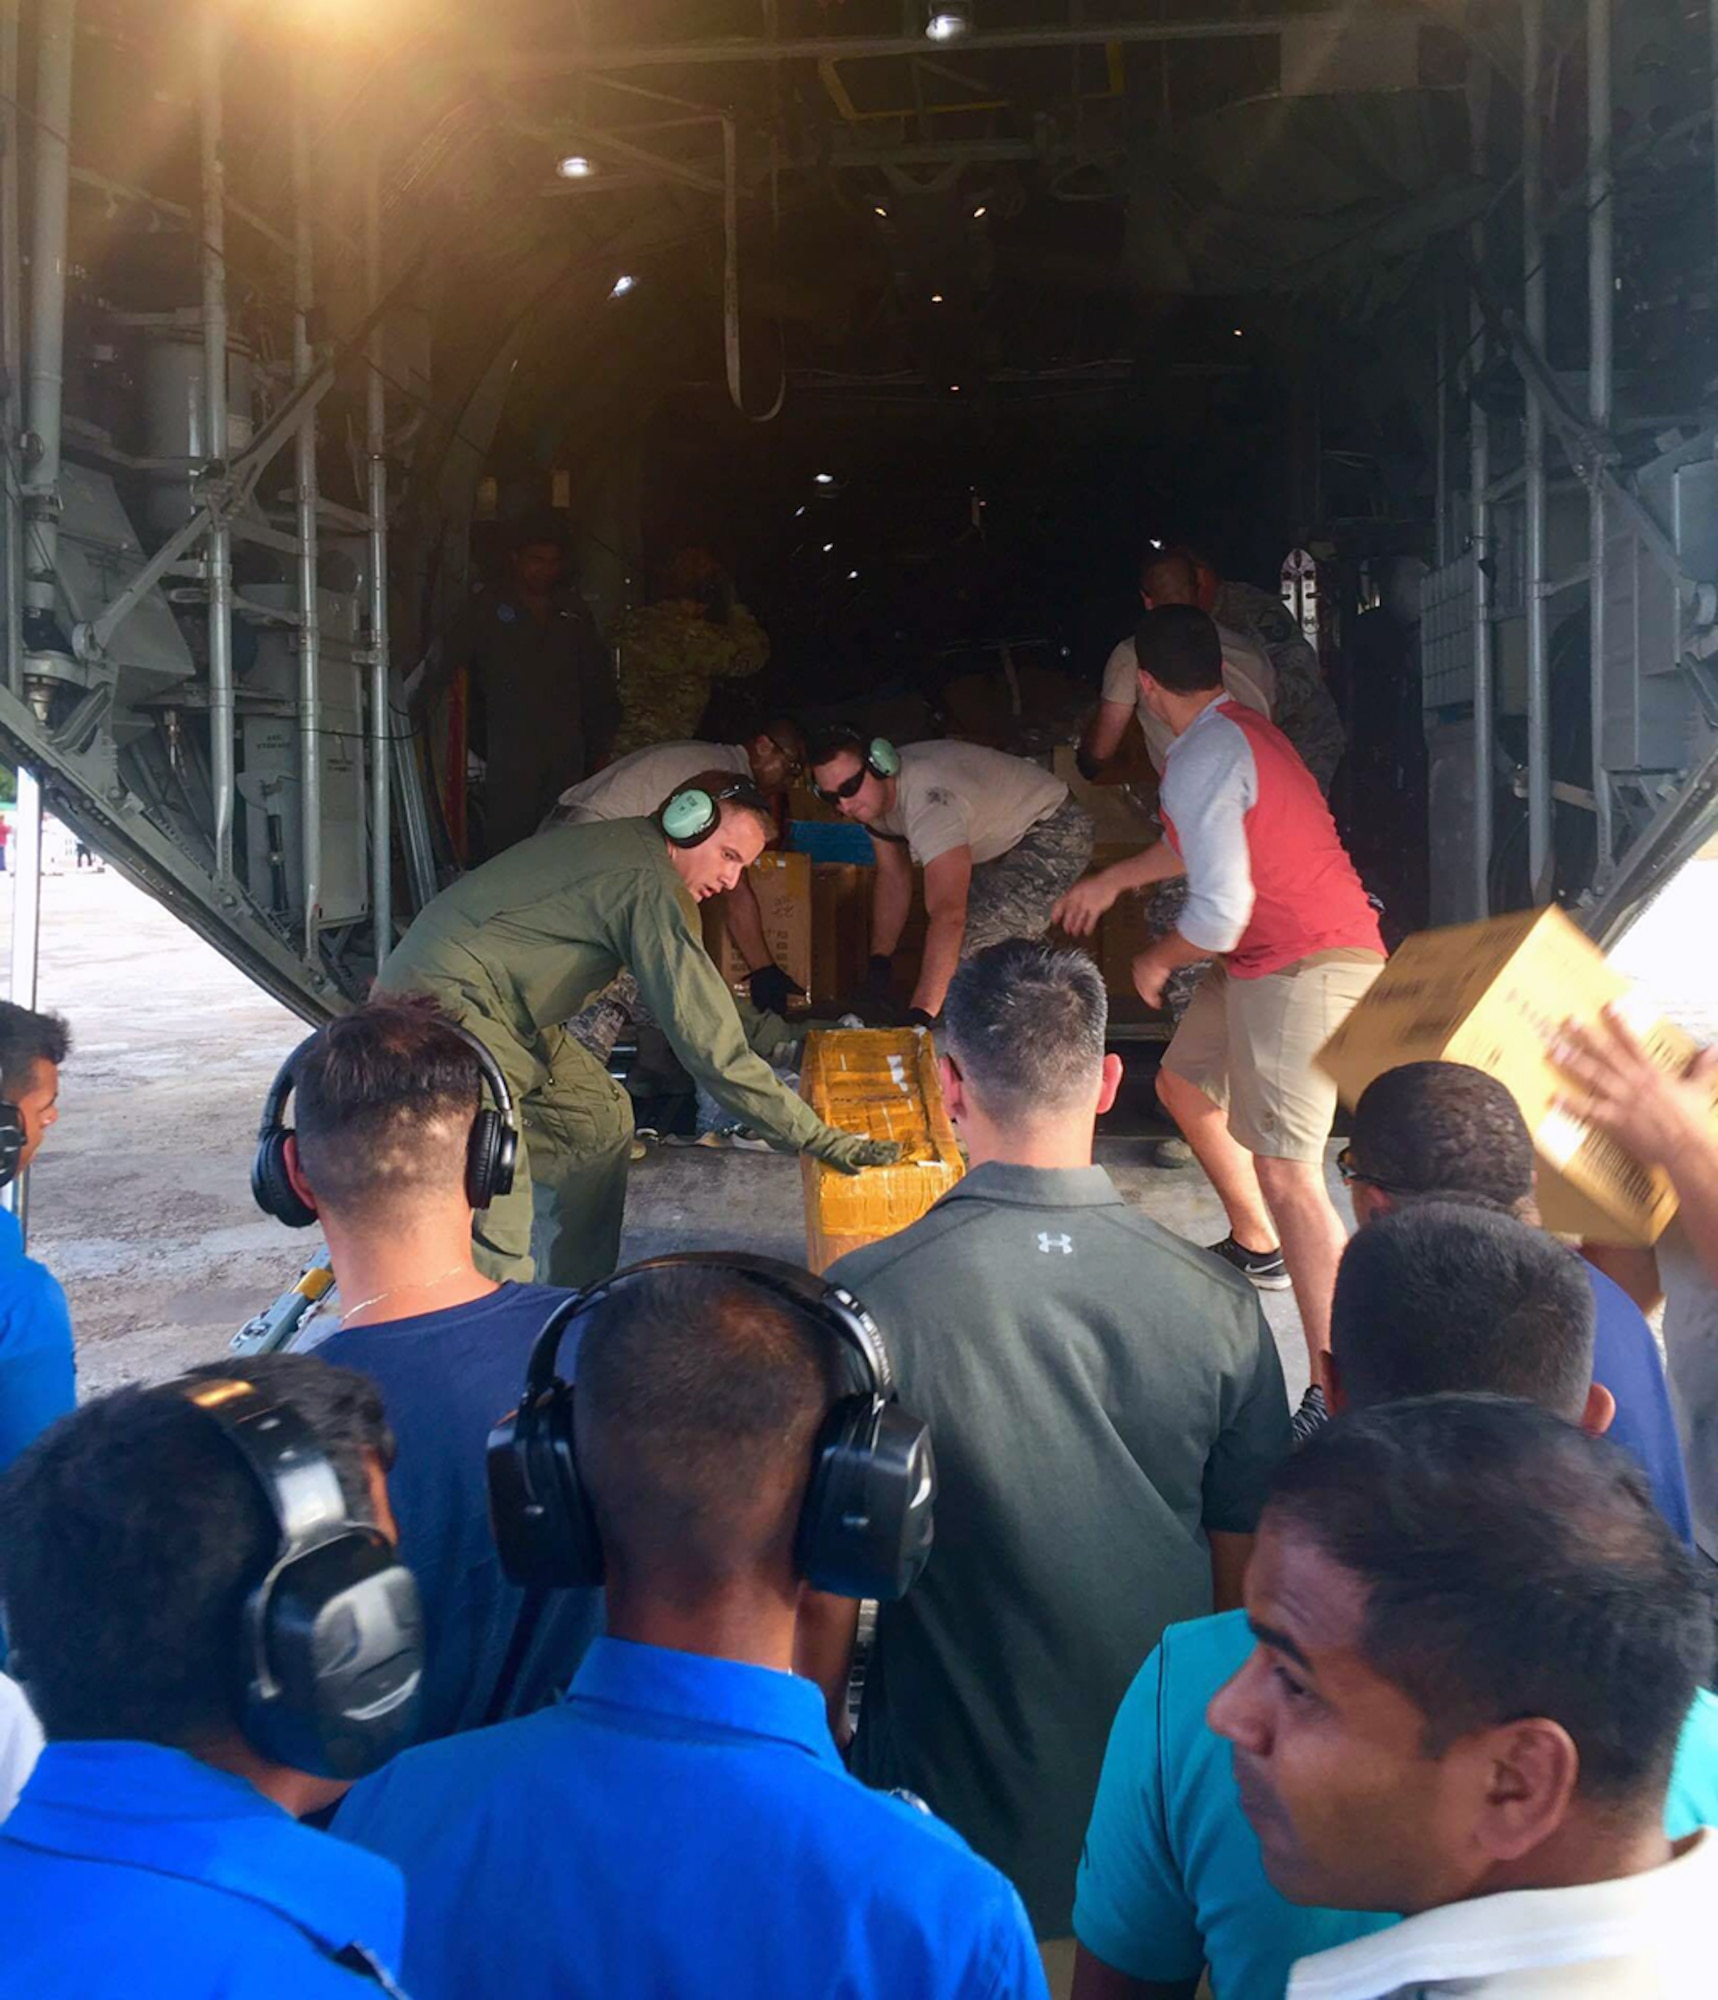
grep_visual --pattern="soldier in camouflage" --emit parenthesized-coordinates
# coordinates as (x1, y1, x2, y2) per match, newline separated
(1143, 546, 1345, 794)
(610, 550, 769, 758)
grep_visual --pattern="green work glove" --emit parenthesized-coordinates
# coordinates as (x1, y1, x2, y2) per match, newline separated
(816, 1130, 904, 1175)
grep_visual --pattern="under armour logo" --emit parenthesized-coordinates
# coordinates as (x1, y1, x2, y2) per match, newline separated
(1037, 1232, 1074, 1255)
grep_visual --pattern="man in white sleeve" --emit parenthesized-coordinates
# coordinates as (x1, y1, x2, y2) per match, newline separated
(1056, 606, 1383, 1433)
(807, 731, 1093, 1026)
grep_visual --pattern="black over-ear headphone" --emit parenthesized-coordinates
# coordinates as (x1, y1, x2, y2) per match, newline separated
(170, 1375, 424, 1779)
(252, 1021, 519, 1229)
(0, 1102, 24, 1189)
(486, 1253, 936, 1602)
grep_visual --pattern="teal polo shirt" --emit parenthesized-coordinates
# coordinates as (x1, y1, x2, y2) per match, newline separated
(830, 1162, 1291, 1936)
(1075, 1609, 1718, 1996)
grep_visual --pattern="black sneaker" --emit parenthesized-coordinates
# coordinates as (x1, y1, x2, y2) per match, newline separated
(1207, 1234, 1292, 1291)
(1291, 1383, 1330, 1445)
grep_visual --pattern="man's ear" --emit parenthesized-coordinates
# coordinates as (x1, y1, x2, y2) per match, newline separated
(1096, 1052, 1123, 1118)
(1350, 1182, 1390, 1230)
(282, 1134, 319, 1219)
(1466, 1717, 1581, 1865)
(1582, 1380, 1617, 1436)
(939, 1055, 967, 1123)
(1321, 1350, 1345, 1414)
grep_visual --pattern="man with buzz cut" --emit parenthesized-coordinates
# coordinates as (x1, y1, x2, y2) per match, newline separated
(1071, 1206, 1718, 2000)
(805, 939, 1289, 1987)
(335, 1258, 1048, 2000)
(806, 729, 1093, 1024)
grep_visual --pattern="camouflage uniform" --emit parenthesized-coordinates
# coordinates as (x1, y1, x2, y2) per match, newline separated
(964, 798, 1096, 955)
(1142, 877, 1207, 1022)
(609, 599, 769, 758)
(1213, 580, 1345, 795)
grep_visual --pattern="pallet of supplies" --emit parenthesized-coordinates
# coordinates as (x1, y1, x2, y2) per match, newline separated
(1316, 903, 1717, 1246)
(799, 1027, 964, 1271)
(703, 851, 813, 1007)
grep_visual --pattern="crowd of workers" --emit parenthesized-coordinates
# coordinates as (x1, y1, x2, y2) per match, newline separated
(0, 534, 1713, 1998)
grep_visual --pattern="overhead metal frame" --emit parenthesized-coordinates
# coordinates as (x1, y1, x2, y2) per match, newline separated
(2, 6, 405, 1011)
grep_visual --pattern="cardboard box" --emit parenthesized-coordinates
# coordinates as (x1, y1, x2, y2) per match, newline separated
(703, 851, 813, 1007)
(1316, 904, 1716, 1246)
(812, 862, 872, 1006)
(800, 1028, 965, 1271)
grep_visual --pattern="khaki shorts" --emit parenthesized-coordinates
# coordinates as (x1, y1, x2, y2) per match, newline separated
(1161, 949, 1384, 1162)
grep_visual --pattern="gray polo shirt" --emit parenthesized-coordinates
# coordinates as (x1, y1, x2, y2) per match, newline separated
(828, 1161, 1289, 1938)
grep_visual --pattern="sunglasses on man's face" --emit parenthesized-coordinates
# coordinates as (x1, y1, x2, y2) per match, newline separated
(815, 766, 869, 803)
(1336, 1146, 1415, 1198)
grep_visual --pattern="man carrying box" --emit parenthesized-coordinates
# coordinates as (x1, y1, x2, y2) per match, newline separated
(1056, 606, 1383, 1432)
(806, 730, 1094, 1026)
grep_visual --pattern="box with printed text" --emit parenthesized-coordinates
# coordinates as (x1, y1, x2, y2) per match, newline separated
(1316, 904, 1716, 1246)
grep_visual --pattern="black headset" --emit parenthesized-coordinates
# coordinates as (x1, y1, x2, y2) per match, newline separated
(486, 1252, 936, 1602)
(657, 778, 771, 850)
(170, 1375, 424, 1780)
(0, 1102, 25, 1189)
(252, 1021, 518, 1229)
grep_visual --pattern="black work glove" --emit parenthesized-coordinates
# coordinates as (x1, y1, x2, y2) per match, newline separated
(748, 962, 805, 1016)
(904, 1007, 937, 1030)
(862, 953, 894, 1001)
(1075, 745, 1105, 783)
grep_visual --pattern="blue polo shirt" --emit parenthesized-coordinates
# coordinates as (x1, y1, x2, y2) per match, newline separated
(315, 1282, 602, 1739)
(1588, 1265, 1694, 1544)
(0, 1740, 407, 1996)
(1073, 1609, 1718, 1997)
(337, 1634, 1047, 2000)
(0, 1207, 74, 1474)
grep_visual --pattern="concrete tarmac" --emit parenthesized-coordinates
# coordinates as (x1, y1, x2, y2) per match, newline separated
(9, 867, 1314, 1400)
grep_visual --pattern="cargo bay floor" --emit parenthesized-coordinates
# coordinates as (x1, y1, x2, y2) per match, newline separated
(20, 867, 1326, 1398)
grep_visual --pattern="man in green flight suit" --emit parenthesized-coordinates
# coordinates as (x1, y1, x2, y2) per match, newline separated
(375, 777, 898, 1288)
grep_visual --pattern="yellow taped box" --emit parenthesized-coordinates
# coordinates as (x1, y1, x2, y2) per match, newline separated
(1316, 903, 1718, 1247)
(799, 1027, 965, 1273)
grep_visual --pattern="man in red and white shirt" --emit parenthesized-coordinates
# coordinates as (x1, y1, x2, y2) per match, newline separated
(1056, 607, 1383, 1422)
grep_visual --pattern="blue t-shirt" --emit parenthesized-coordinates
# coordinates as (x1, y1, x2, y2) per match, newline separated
(0, 1740, 406, 1996)
(0, 1207, 74, 1475)
(1588, 1265, 1694, 1544)
(315, 1282, 602, 1742)
(1074, 1608, 1718, 1997)
(336, 1634, 1048, 2000)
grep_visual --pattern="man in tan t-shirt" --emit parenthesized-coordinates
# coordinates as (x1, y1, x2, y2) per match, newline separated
(806, 732, 1093, 1024)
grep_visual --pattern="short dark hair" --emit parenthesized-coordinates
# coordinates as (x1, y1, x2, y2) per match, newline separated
(745, 713, 806, 762)
(1332, 1205, 1595, 1420)
(805, 726, 867, 775)
(1350, 1062, 1534, 1213)
(574, 1264, 838, 1592)
(942, 939, 1107, 1122)
(293, 998, 481, 1220)
(0, 1001, 70, 1100)
(1134, 605, 1224, 693)
(1139, 549, 1202, 601)
(1269, 1395, 1713, 1802)
(0, 1354, 393, 1747)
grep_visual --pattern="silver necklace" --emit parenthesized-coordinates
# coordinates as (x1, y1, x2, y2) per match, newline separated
(338, 1263, 471, 1325)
